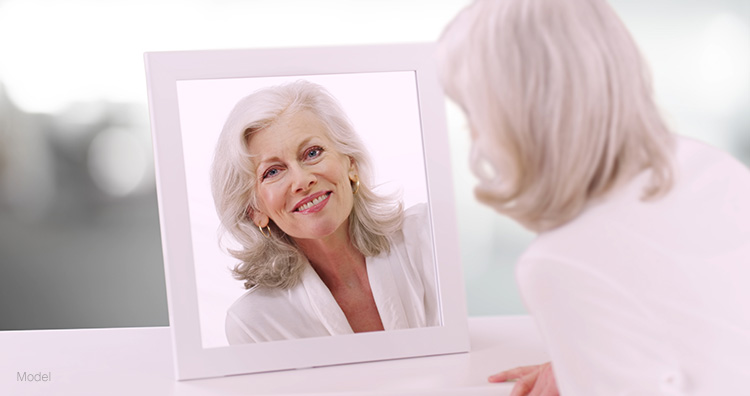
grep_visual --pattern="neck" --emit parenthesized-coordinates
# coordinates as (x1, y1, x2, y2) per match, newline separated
(294, 221, 366, 290)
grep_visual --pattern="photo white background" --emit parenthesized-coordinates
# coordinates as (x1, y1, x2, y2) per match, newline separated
(176, 71, 429, 348)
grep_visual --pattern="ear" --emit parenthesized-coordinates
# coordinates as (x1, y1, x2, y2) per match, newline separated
(247, 207, 269, 228)
(348, 156, 358, 179)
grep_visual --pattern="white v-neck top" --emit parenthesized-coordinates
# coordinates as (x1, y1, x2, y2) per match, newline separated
(517, 137, 750, 395)
(225, 204, 439, 344)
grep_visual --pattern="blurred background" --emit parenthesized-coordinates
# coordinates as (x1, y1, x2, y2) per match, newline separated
(0, 0, 748, 330)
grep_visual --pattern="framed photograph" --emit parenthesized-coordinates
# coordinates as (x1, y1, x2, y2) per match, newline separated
(144, 43, 468, 380)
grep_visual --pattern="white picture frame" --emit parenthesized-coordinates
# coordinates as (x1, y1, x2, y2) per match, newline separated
(144, 43, 468, 380)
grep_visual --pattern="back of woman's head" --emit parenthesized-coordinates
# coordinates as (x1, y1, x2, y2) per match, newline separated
(439, 0, 674, 231)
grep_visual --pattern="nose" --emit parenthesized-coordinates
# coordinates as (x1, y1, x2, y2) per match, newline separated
(290, 165, 316, 194)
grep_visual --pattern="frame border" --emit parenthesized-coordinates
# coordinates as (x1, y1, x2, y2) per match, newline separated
(145, 43, 469, 380)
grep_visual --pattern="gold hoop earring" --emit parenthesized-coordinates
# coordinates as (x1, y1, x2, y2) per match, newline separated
(258, 225, 271, 238)
(352, 179, 360, 195)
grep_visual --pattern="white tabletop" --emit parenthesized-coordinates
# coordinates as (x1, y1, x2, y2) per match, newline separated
(1, 315, 548, 396)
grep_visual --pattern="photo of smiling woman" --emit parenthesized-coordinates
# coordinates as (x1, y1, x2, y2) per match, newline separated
(211, 80, 439, 344)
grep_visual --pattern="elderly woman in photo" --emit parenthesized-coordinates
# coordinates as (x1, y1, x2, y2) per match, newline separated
(439, 0, 750, 394)
(211, 80, 438, 344)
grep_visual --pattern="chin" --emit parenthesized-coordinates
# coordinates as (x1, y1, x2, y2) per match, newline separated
(299, 221, 347, 240)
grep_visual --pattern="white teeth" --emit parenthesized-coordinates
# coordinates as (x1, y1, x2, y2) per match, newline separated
(297, 193, 329, 211)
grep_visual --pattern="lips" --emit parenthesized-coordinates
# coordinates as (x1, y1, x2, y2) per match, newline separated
(293, 191, 331, 213)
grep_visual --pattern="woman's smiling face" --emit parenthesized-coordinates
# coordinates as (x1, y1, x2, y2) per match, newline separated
(249, 110, 356, 241)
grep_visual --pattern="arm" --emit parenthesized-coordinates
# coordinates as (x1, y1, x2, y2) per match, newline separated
(514, 256, 683, 395)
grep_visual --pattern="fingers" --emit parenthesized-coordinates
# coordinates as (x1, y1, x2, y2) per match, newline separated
(529, 376, 558, 396)
(509, 369, 539, 396)
(538, 379, 560, 396)
(529, 363, 559, 396)
(540, 364, 560, 396)
(488, 363, 558, 396)
(488, 364, 541, 383)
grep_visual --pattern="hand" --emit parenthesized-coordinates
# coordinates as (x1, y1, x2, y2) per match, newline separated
(488, 362, 559, 396)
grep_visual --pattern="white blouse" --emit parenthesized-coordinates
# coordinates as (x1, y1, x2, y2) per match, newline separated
(225, 204, 439, 344)
(517, 137, 750, 395)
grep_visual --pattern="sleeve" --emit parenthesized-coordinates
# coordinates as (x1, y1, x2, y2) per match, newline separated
(225, 307, 257, 345)
(516, 256, 690, 396)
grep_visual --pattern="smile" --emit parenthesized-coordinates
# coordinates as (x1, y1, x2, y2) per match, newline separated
(294, 192, 331, 213)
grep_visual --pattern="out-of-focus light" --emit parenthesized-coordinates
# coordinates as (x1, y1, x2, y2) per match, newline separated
(0, 124, 55, 221)
(0, 0, 470, 114)
(87, 128, 147, 197)
(0, 0, 177, 114)
(696, 13, 750, 116)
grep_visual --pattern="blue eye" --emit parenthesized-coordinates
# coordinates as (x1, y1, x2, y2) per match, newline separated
(305, 146, 323, 160)
(262, 167, 280, 180)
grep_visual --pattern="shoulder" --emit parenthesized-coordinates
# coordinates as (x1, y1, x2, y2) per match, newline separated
(396, 203, 436, 281)
(404, 202, 428, 219)
(225, 269, 347, 344)
(676, 136, 749, 170)
(401, 202, 429, 234)
(674, 136, 750, 193)
(381, 203, 435, 280)
(226, 286, 278, 325)
(227, 282, 312, 322)
(224, 285, 302, 344)
(228, 285, 277, 313)
(526, 137, 750, 258)
(392, 202, 431, 253)
(515, 255, 623, 307)
(669, 137, 750, 237)
(379, 203, 440, 327)
(678, 135, 750, 184)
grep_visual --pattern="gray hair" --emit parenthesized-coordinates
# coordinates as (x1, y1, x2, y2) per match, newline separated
(211, 80, 403, 289)
(438, 0, 675, 231)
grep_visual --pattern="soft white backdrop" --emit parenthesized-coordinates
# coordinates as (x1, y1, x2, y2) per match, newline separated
(176, 71, 429, 348)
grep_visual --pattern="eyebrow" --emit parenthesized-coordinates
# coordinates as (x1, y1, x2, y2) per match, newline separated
(296, 137, 317, 154)
(254, 137, 320, 172)
(255, 155, 280, 171)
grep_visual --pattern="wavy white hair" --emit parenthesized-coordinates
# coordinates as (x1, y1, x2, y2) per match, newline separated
(211, 80, 403, 289)
(439, 0, 675, 231)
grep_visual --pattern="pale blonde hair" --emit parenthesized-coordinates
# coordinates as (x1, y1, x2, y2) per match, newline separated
(211, 81, 403, 289)
(438, 0, 674, 231)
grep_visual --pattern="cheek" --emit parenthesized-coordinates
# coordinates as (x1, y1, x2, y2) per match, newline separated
(330, 157, 351, 183)
(257, 185, 284, 212)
